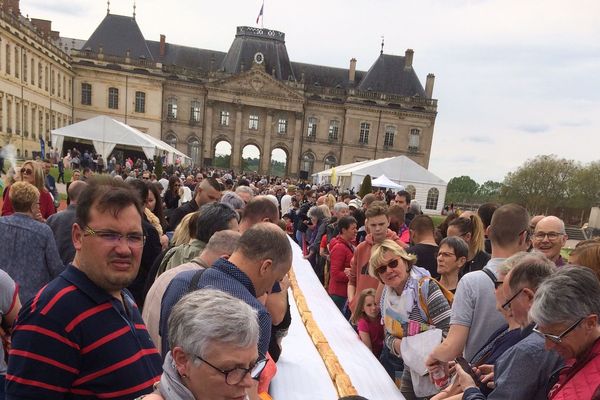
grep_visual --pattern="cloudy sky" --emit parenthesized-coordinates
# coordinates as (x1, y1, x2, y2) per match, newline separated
(22, 0, 600, 183)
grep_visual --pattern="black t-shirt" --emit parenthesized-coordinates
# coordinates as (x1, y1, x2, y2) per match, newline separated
(406, 243, 439, 279)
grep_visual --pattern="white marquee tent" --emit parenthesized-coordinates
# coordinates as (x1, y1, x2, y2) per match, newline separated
(51, 116, 189, 164)
(314, 156, 447, 214)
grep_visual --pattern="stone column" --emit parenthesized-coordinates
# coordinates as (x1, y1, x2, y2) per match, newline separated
(231, 106, 243, 171)
(0, 42, 4, 74)
(290, 112, 302, 175)
(1, 93, 7, 133)
(202, 100, 214, 162)
(260, 111, 273, 174)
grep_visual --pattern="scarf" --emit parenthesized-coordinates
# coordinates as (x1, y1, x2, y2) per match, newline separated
(382, 266, 432, 339)
(158, 352, 196, 400)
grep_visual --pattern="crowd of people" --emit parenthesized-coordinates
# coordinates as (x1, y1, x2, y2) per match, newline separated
(1, 154, 600, 400)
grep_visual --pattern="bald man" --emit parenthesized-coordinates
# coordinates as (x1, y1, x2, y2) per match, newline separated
(46, 180, 88, 264)
(532, 215, 568, 266)
(168, 176, 222, 231)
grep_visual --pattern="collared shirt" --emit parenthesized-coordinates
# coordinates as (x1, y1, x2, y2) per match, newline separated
(0, 213, 64, 302)
(6, 265, 162, 400)
(159, 258, 271, 358)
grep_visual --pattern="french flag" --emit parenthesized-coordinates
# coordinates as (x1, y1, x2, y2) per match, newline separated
(256, 2, 264, 24)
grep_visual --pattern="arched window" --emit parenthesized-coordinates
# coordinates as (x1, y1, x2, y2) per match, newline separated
(406, 185, 416, 200)
(188, 137, 200, 165)
(166, 132, 177, 148)
(301, 152, 315, 175)
(426, 187, 439, 210)
(324, 154, 336, 170)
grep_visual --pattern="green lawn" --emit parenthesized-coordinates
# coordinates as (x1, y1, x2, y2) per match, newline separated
(431, 215, 445, 228)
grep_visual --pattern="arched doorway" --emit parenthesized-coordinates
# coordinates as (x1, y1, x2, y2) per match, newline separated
(242, 144, 260, 173)
(324, 154, 337, 170)
(165, 132, 177, 149)
(270, 148, 287, 177)
(187, 137, 200, 166)
(301, 152, 315, 176)
(214, 140, 232, 168)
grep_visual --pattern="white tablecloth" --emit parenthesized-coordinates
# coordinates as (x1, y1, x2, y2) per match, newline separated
(270, 238, 405, 399)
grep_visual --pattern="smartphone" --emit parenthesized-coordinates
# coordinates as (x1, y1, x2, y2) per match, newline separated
(455, 357, 480, 383)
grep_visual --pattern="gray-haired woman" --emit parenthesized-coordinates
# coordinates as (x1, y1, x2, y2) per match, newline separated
(529, 266, 600, 400)
(140, 289, 267, 400)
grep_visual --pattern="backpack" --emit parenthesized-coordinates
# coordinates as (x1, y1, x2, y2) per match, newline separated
(416, 276, 454, 323)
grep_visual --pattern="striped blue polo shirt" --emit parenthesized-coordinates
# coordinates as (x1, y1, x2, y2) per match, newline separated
(6, 265, 162, 400)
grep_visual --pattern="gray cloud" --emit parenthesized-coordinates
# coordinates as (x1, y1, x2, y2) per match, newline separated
(465, 136, 493, 144)
(27, 0, 88, 17)
(559, 120, 590, 127)
(515, 124, 550, 134)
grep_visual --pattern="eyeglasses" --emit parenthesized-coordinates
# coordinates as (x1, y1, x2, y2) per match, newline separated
(142, 176, 150, 180)
(493, 280, 504, 289)
(533, 232, 564, 241)
(533, 317, 584, 344)
(21, 168, 33, 176)
(501, 288, 524, 311)
(195, 354, 268, 385)
(375, 258, 400, 275)
(83, 226, 145, 248)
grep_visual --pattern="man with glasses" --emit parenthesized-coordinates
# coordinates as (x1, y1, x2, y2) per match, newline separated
(427, 204, 531, 368)
(6, 178, 162, 400)
(532, 216, 568, 267)
(456, 253, 563, 400)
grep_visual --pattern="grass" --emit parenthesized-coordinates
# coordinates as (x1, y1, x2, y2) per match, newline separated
(431, 215, 445, 228)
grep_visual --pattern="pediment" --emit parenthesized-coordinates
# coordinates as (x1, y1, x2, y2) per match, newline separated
(210, 68, 304, 102)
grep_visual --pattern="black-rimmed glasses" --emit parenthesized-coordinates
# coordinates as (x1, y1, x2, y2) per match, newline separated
(195, 354, 268, 385)
(501, 288, 524, 311)
(533, 317, 585, 344)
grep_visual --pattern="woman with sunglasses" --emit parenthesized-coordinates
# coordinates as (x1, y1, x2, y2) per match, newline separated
(1, 160, 56, 220)
(370, 239, 451, 399)
(529, 266, 600, 400)
(139, 289, 267, 400)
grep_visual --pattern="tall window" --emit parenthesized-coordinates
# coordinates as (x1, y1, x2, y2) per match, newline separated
(190, 101, 201, 122)
(384, 126, 395, 147)
(167, 98, 178, 119)
(14, 47, 19, 78)
(81, 83, 92, 105)
(324, 154, 336, 170)
(249, 114, 259, 130)
(51, 70, 55, 94)
(359, 122, 370, 144)
(108, 87, 119, 109)
(328, 120, 339, 141)
(278, 118, 288, 134)
(23, 55, 27, 82)
(44, 66, 48, 91)
(301, 153, 315, 174)
(63, 76, 66, 99)
(307, 117, 317, 138)
(188, 138, 200, 165)
(219, 110, 230, 126)
(57, 72, 61, 97)
(37, 63, 42, 88)
(6, 44, 10, 74)
(23, 106, 28, 136)
(426, 188, 439, 210)
(409, 128, 421, 152)
(135, 91, 146, 113)
(30, 58, 34, 84)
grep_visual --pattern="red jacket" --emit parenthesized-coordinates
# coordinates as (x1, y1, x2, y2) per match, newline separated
(348, 229, 403, 311)
(550, 337, 600, 400)
(327, 236, 354, 297)
(2, 186, 56, 219)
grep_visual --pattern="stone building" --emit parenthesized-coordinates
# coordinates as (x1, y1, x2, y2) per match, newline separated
(0, 5, 73, 159)
(1, 4, 438, 177)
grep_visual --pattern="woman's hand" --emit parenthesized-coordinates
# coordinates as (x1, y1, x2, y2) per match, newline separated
(393, 338, 402, 356)
(475, 364, 495, 388)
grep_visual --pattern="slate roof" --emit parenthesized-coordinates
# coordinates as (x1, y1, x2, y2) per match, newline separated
(82, 14, 154, 60)
(72, 14, 429, 97)
(357, 54, 425, 97)
(220, 27, 295, 81)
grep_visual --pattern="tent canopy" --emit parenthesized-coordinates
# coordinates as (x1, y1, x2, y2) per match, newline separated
(51, 115, 189, 163)
(371, 174, 405, 190)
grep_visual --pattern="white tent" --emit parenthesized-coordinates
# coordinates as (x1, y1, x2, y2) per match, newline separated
(313, 156, 447, 214)
(371, 174, 405, 190)
(51, 116, 189, 164)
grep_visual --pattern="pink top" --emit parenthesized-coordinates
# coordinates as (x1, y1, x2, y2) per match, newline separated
(358, 316, 384, 357)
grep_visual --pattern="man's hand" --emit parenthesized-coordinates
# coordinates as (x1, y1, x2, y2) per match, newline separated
(476, 364, 495, 388)
(455, 363, 477, 391)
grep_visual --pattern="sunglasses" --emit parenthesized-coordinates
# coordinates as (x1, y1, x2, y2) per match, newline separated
(375, 258, 399, 275)
(21, 168, 33, 176)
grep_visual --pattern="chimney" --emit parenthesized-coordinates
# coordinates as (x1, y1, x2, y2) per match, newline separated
(425, 73, 435, 99)
(159, 34, 166, 59)
(349, 58, 357, 83)
(404, 49, 414, 69)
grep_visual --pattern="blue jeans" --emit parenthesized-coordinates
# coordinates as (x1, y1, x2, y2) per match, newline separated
(379, 344, 404, 383)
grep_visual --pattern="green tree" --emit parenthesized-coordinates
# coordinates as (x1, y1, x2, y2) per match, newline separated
(569, 161, 600, 210)
(154, 156, 163, 177)
(358, 174, 372, 198)
(446, 175, 479, 203)
(476, 180, 503, 201)
(214, 154, 231, 169)
(501, 155, 579, 214)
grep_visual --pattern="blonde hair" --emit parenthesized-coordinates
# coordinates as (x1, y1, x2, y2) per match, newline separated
(570, 242, 600, 280)
(9, 181, 40, 212)
(368, 239, 416, 280)
(20, 160, 46, 191)
(350, 288, 377, 325)
(171, 212, 196, 246)
(318, 204, 331, 219)
(325, 193, 336, 211)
